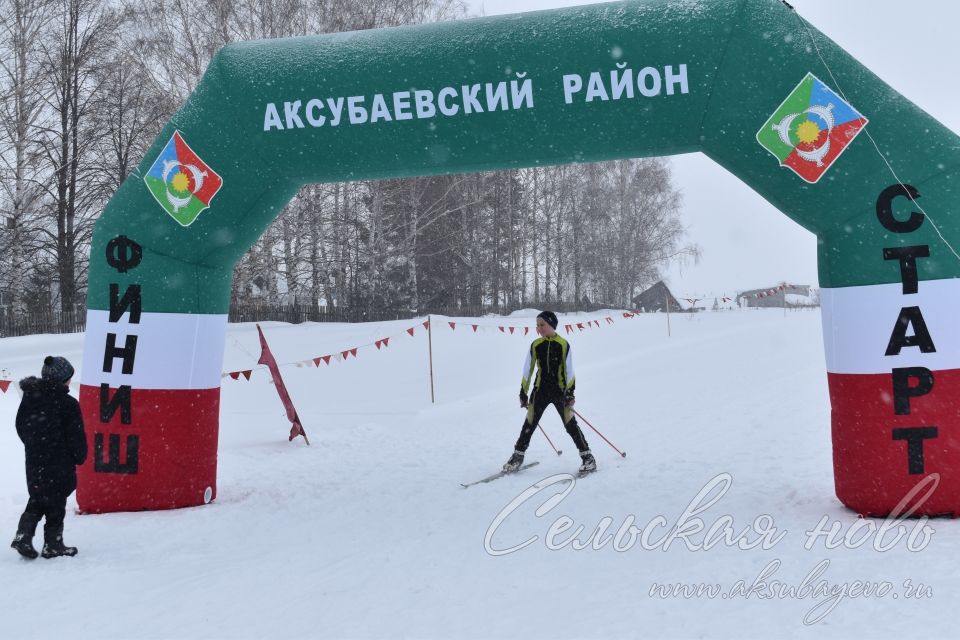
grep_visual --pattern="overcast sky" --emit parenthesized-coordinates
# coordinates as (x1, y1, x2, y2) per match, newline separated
(467, 0, 960, 299)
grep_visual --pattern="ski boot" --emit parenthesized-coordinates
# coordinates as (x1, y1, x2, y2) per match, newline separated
(578, 450, 597, 474)
(502, 449, 525, 473)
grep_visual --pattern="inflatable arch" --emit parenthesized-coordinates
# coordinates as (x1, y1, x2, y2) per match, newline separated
(78, 0, 960, 516)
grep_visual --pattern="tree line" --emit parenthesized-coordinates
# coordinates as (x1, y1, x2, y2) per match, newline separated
(0, 0, 696, 318)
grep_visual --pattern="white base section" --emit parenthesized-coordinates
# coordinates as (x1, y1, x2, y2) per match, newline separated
(81, 310, 227, 390)
(821, 279, 960, 374)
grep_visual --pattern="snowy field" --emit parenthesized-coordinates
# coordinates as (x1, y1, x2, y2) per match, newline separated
(2, 308, 958, 640)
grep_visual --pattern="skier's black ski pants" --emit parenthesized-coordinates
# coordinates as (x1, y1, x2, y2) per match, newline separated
(515, 388, 589, 453)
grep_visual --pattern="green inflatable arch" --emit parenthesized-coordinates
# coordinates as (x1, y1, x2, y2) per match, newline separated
(78, 0, 960, 516)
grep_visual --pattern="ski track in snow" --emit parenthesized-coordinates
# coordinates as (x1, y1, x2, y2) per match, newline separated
(2, 309, 958, 639)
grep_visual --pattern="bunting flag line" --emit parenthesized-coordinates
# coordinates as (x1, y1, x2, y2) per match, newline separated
(214, 313, 633, 383)
(4, 313, 636, 402)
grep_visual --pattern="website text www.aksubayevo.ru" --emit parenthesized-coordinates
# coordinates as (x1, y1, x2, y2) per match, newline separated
(649, 558, 933, 625)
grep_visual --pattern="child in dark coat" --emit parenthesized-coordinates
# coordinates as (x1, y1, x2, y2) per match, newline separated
(10, 356, 87, 560)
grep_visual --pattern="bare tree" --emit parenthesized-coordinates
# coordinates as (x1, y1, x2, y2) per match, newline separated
(0, 0, 51, 312)
(32, 0, 117, 312)
(91, 42, 175, 193)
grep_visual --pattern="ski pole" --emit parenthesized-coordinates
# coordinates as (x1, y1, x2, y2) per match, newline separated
(538, 424, 563, 456)
(573, 409, 627, 458)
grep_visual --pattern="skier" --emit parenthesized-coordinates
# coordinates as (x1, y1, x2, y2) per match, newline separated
(10, 356, 87, 560)
(503, 310, 596, 474)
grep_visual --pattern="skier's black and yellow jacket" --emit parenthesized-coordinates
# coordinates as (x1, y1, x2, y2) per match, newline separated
(520, 334, 575, 399)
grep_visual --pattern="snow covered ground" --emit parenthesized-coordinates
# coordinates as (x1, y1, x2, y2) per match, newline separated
(2, 308, 958, 639)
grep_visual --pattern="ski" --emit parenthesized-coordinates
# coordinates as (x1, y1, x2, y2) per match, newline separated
(461, 461, 540, 488)
(556, 468, 597, 484)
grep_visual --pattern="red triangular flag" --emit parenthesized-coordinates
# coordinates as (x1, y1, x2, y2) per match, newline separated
(509, 327, 515, 334)
(606, 317, 614, 324)
(242, 370, 252, 380)
(565, 324, 572, 333)
(375, 340, 383, 350)
(350, 348, 358, 357)
(322, 355, 332, 365)
(449, 322, 456, 330)
(623, 312, 632, 318)
(407, 327, 415, 336)
(341, 349, 350, 360)
(423, 320, 430, 329)
(594, 320, 600, 327)
(313, 357, 323, 366)
(524, 327, 529, 335)
(577, 323, 584, 330)
(499, 326, 505, 333)
(472, 325, 479, 332)
(383, 337, 390, 347)
(229, 372, 240, 380)
(0, 380, 9, 393)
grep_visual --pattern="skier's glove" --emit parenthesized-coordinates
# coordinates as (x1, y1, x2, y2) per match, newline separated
(564, 390, 575, 407)
(519, 390, 529, 408)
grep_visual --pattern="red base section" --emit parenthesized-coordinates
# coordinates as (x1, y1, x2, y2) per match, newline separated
(77, 385, 220, 513)
(829, 370, 960, 516)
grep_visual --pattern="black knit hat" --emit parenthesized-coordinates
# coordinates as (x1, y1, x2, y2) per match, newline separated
(537, 310, 559, 330)
(42, 356, 74, 384)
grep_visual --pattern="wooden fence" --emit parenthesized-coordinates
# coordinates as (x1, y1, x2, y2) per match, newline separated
(0, 307, 87, 338)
